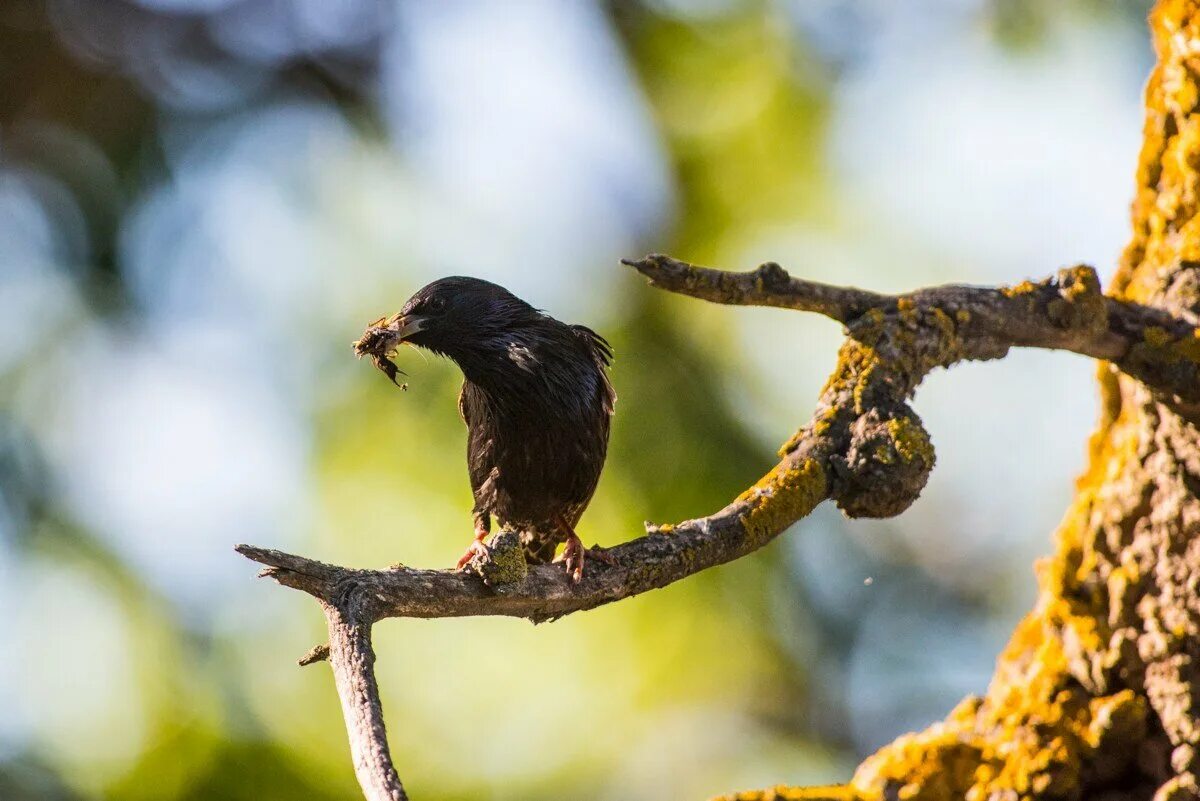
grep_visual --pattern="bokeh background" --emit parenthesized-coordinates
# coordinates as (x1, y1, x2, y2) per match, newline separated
(0, 0, 1158, 798)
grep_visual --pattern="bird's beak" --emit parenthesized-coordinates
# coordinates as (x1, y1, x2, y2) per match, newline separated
(391, 314, 426, 342)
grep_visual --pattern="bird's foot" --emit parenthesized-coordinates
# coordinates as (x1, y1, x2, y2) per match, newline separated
(554, 535, 616, 583)
(455, 533, 490, 571)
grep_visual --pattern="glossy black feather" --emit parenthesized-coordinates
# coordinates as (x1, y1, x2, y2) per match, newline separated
(399, 277, 615, 562)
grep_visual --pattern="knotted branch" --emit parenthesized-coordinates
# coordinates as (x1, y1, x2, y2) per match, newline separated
(240, 254, 1200, 801)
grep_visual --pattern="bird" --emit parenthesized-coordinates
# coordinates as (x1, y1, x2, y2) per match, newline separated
(352, 277, 616, 582)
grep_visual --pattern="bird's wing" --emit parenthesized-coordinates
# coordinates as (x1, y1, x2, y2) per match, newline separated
(569, 324, 613, 367)
(569, 324, 616, 414)
(541, 325, 614, 524)
(457, 381, 471, 425)
(459, 381, 496, 508)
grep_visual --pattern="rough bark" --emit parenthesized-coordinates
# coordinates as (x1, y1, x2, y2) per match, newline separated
(323, 596, 408, 801)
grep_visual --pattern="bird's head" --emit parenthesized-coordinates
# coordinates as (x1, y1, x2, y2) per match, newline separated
(353, 276, 540, 385)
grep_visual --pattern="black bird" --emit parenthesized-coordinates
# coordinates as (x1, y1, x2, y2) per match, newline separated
(353, 277, 616, 581)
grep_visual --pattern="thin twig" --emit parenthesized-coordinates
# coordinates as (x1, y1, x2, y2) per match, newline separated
(621, 254, 890, 322)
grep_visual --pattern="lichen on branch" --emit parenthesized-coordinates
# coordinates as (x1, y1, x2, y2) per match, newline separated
(627, 255, 1200, 413)
(239, 236, 1200, 801)
(244, 252, 1165, 628)
(718, 2, 1200, 800)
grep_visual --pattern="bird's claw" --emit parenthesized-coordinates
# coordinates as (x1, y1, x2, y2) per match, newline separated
(455, 538, 490, 571)
(555, 535, 615, 582)
(564, 548, 584, 583)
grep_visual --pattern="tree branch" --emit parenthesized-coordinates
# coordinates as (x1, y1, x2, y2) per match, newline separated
(241, 258, 1200, 629)
(322, 596, 408, 801)
(625, 254, 1200, 409)
(237, 450, 828, 626)
(240, 252, 1200, 801)
(619, 254, 891, 322)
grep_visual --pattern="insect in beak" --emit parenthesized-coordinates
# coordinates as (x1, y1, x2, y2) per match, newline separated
(352, 314, 427, 388)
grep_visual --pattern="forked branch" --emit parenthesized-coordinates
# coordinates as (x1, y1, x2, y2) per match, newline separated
(238, 254, 1200, 801)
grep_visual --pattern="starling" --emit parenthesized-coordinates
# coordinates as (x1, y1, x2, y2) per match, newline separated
(353, 277, 616, 581)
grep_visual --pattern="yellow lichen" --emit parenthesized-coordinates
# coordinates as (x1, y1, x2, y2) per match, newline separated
(827, 555, 1147, 801)
(713, 786, 861, 801)
(475, 528, 529, 586)
(886, 417, 934, 465)
(1118, 323, 1200, 402)
(928, 307, 955, 341)
(814, 405, 839, 432)
(1144, 325, 1172, 348)
(737, 459, 828, 544)
(1001, 279, 1039, 297)
(852, 353, 879, 414)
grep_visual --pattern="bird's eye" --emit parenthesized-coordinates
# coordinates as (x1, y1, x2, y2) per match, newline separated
(428, 297, 447, 313)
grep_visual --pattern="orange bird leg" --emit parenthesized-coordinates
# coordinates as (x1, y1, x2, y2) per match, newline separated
(552, 515, 616, 583)
(455, 514, 491, 571)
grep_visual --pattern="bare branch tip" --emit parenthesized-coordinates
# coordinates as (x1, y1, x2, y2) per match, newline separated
(620, 255, 653, 275)
(236, 543, 287, 569)
(621, 253, 676, 278)
(298, 643, 331, 667)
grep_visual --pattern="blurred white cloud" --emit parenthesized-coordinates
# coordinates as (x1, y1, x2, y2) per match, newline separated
(846, 575, 1007, 753)
(124, 102, 357, 328)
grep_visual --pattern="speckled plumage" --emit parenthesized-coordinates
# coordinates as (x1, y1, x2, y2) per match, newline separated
(372, 277, 615, 572)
